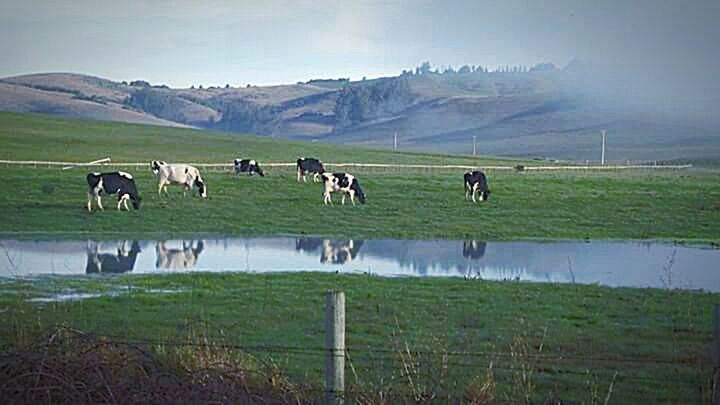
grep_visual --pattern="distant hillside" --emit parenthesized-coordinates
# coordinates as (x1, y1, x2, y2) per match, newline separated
(1, 67, 718, 162)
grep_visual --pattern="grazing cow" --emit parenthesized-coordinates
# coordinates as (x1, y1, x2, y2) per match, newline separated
(85, 240, 141, 274)
(462, 240, 487, 260)
(464, 170, 491, 203)
(150, 161, 207, 198)
(296, 157, 325, 182)
(86, 171, 141, 212)
(155, 240, 204, 269)
(320, 239, 364, 264)
(321, 173, 366, 205)
(234, 159, 265, 176)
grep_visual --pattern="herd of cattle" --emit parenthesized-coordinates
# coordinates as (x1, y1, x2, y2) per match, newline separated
(85, 157, 490, 212)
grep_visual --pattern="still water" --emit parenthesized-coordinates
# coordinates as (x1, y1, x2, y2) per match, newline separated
(0, 238, 718, 291)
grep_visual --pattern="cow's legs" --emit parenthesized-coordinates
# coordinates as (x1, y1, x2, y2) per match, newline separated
(87, 192, 93, 212)
(313, 173, 320, 183)
(96, 194, 104, 211)
(158, 181, 165, 197)
(341, 194, 346, 205)
(471, 184, 477, 203)
(465, 183, 471, 200)
(323, 191, 333, 205)
(297, 168, 302, 182)
(349, 191, 356, 206)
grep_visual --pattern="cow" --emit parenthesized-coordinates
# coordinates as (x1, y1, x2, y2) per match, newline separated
(86, 171, 141, 212)
(321, 172, 366, 206)
(85, 240, 141, 274)
(464, 170, 491, 203)
(297, 157, 325, 182)
(234, 159, 265, 177)
(150, 161, 207, 198)
(155, 240, 204, 269)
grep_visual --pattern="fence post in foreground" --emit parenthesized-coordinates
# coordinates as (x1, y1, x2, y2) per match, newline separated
(713, 304, 720, 405)
(325, 290, 345, 405)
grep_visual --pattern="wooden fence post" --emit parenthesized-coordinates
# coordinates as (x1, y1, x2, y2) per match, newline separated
(325, 290, 345, 405)
(712, 304, 720, 404)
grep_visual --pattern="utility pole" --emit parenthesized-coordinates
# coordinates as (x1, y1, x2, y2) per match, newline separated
(393, 131, 398, 152)
(601, 130, 607, 166)
(473, 135, 477, 156)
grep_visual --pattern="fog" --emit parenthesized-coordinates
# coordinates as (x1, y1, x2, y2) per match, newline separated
(0, 0, 718, 125)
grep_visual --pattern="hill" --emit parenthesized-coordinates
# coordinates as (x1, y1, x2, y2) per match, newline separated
(1, 67, 719, 162)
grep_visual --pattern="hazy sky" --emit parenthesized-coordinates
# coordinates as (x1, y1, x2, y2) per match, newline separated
(1, 0, 718, 89)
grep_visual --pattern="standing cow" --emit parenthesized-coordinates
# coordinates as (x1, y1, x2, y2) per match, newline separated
(234, 159, 265, 176)
(464, 170, 491, 203)
(86, 171, 141, 212)
(151, 160, 207, 198)
(297, 157, 325, 182)
(321, 172, 366, 206)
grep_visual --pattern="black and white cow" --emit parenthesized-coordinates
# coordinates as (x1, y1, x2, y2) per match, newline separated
(464, 170, 491, 203)
(151, 161, 207, 198)
(321, 172, 366, 205)
(86, 171, 141, 212)
(234, 159, 265, 176)
(297, 157, 325, 182)
(85, 240, 141, 274)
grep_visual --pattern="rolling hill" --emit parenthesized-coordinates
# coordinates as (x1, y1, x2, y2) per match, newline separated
(1, 67, 718, 162)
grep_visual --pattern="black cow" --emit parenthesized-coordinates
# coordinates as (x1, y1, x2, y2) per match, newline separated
(321, 172, 366, 205)
(297, 157, 325, 182)
(86, 171, 141, 211)
(234, 159, 265, 176)
(85, 241, 141, 274)
(464, 170, 490, 203)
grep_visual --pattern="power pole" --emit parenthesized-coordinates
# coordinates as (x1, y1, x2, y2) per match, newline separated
(473, 135, 477, 156)
(601, 130, 607, 166)
(393, 132, 398, 152)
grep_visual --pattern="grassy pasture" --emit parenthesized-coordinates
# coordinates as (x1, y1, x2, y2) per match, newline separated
(1, 112, 719, 402)
(0, 165, 718, 242)
(0, 272, 715, 403)
(0, 113, 719, 241)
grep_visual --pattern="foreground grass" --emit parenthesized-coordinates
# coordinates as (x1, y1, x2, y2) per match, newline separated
(0, 166, 718, 242)
(0, 272, 714, 403)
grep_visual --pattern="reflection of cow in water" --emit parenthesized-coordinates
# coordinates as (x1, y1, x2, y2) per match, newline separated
(321, 240, 364, 264)
(295, 238, 324, 253)
(155, 241, 204, 269)
(85, 241, 141, 274)
(463, 240, 487, 260)
(295, 238, 364, 264)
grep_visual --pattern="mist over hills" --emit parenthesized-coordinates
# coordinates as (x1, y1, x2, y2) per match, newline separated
(1, 62, 718, 162)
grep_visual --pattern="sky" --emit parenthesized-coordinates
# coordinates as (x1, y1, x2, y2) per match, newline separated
(0, 0, 719, 92)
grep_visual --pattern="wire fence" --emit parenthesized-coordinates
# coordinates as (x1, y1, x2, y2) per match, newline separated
(1, 278, 711, 404)
(0, 158, 694, 172)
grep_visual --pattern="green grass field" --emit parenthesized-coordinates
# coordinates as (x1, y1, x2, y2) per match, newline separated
(1, 112, 719, 402)
(0, 273, 714, 403)
(0, 112, 719, 242)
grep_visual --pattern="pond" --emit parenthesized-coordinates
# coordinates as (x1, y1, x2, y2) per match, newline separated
(0, 238, 718, 291)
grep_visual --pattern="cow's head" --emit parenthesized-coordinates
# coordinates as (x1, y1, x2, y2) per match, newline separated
(150, 160, 166, 176)
(480, 190, 491, 201)
(195, 178, 208, 198)
(131, 194, 142, 209)
(233, 159, 241, 166)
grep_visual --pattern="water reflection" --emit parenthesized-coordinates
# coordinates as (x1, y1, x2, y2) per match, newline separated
(155, 241, 204, 269)
(295, 238, 365, 264)
(85, 241, 141, 274)
(463, 240, 487, 260)
(1, 238, 719, 292)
